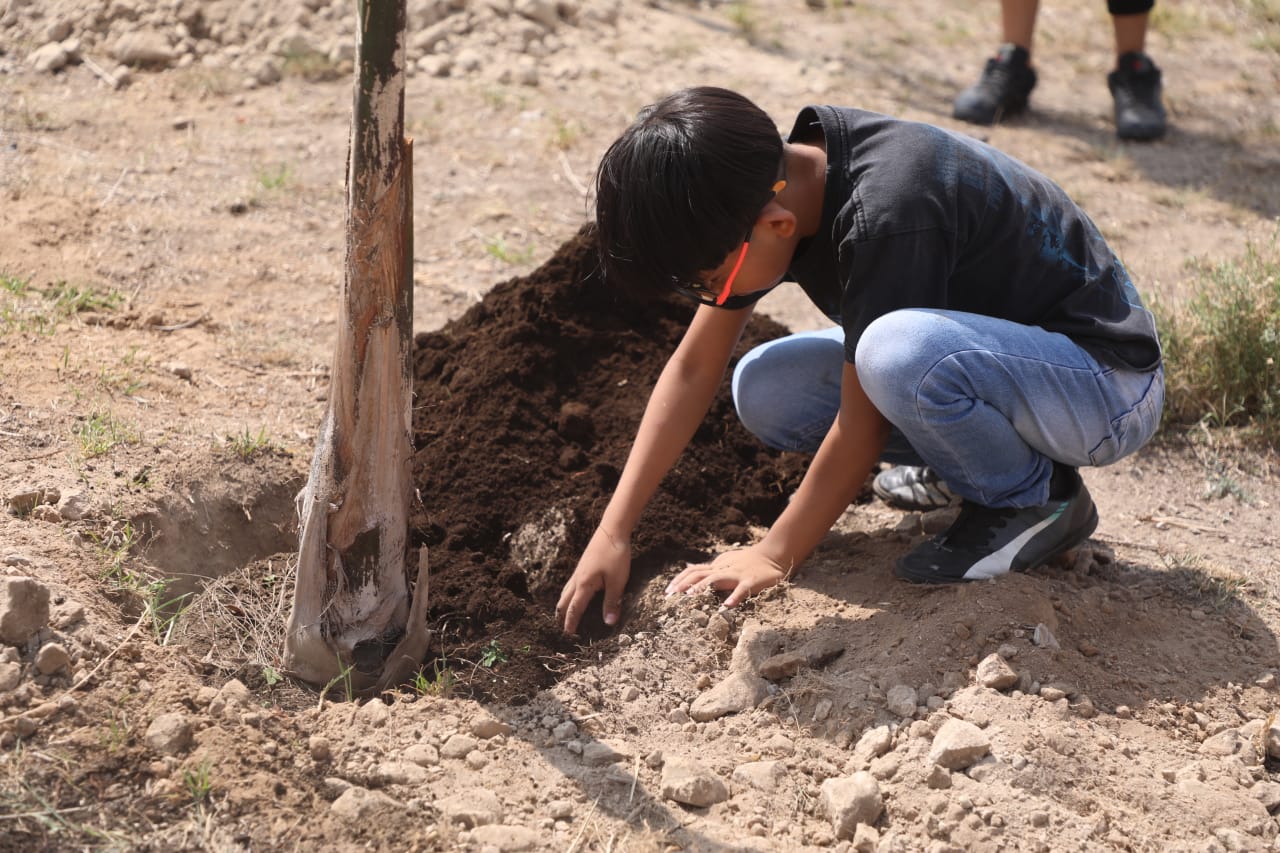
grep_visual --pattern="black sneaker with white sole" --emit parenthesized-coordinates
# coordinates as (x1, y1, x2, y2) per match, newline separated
(895, 465, 1098, 584)
(872, 465, 957, 511)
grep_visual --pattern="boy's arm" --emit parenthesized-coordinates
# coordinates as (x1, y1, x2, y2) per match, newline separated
(556, 303, 756, 634)
(668, 360, 889, 604)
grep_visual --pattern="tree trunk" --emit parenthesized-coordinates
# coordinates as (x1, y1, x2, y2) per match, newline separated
(284, 0, 428, 692)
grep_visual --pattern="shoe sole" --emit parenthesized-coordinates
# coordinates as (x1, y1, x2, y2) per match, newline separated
(894, 501, 1099, 585)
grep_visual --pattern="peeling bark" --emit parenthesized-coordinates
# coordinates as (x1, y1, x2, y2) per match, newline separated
(284, 0, 427, 689)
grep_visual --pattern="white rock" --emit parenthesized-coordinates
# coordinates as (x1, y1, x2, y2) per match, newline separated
(820, 772, 884, 840)
(976, 653, 1019, 690)
(928, 719, 991, 770)
(0, 576, 50, 645)
(470, 716, 513, 739)
(34, 642, 70, 674)
(404, 743, 439, 766)
(470, 824, 541, 851)
(732, 759, 787, 792)
(437, 787, 504, 827)
(851, 725, 894, 766)
(112, 31, 174, 66)
(441, 733, 479, 759)
(28, 42, 70, 73)
(660, 757, 729, 807)
(374, 760, 430, 785)
(689, 671, 769, 721)
(331, 786, 400, 820)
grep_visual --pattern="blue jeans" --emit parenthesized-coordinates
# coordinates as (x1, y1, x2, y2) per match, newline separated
(732, 309, 1164, 508)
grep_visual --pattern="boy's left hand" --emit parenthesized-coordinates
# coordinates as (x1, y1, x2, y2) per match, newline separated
(665, 547, 791, 609)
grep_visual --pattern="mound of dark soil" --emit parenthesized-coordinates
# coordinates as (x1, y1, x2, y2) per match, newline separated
(409, 226, 806, 701)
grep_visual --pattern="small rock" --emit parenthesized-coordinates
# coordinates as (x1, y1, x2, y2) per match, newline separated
(404, 743, 439, 766)
(437, 787, 504, 827)
(470, 716, 513, 739)
(0, 661, 22, 693)
(1032, 623, 1060, 649)
(0, 577, 51, 645)
(689, 671, 769, 721)
(926, 765, 952, 789)
(441, 733, 479, 759)
(56, 491, 93, 521)
(470, 824, 541, 851)
(820, 772, 884, 840)
(143, 712, 192, 755)
(886, 684, 918, 717)
(660, 757, 729, 807)
(112, 31, 174, 67)
(356, 698, 390, 727)
(547, 799, 574, 820)
(375, 760, 430, 785)
(732, 759, 787, 792)
(581, 741, 628, 766)
(330, 786, 400, 820)
(34, 642, 70, 675)
(851, 725, 894, 767)
(976, 653, 1019, 690)
(309, 735, 332, 761)
(929, 719, 991, 770)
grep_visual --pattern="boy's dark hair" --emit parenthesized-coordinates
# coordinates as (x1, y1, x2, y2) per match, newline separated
(594, 87, 783, 292)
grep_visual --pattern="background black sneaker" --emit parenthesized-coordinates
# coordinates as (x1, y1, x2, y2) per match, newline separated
(895, 466, 1098, 584)
(953, 43, 1037, 125)
(873, 465, 957, 511)
(1108, 51, 1167, 140)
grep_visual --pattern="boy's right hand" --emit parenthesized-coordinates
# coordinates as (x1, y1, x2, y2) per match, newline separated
(556, 528, 631, 635)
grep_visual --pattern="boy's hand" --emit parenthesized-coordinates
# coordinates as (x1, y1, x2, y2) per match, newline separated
(664, 547, 790, 609)
(556, 529, 631, 634)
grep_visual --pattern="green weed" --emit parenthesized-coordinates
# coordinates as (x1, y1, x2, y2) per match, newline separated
(1162, 552, 1250, 612)
(280, 48, 343, 82)
(143, 579, 192, 645)
(256, 164, 292, 190)
(482, 238, 535, 266)
(479, 639, 507, 668)
(412, 662, 456, 696)
(262, 665, 283, 687)
(73, 410, 141, 458)
(225, 426, 275, 459)
(1, 278, 122, 335)
(182, 761, 213, 806)
(1153, 237, 1280, 441)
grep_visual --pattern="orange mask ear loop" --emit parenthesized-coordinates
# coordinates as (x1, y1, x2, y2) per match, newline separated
(713, 180, 787, 306)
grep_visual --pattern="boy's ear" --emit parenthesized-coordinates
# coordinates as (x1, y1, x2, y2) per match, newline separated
(759, 203, 797, 240)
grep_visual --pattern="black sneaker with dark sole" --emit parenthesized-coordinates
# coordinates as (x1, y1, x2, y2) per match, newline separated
(1108, 51, 1167, 141)
(895, 465, 1098, 584)
(953, 43, 1038, 126)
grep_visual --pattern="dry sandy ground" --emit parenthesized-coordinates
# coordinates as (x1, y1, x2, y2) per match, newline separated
(2, 0, 1280, 850)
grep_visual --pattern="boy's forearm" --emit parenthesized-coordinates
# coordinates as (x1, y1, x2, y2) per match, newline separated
(758, 413, 887, 572)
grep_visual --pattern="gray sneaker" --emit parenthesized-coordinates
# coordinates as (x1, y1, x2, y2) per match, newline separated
(872, 465, 957, 511)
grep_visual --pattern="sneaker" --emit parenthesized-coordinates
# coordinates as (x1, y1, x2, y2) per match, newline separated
(895, 465, 1098, 584)
(1108, 51, 1167, 140)
(873, 465, 957, 511)
(953, 43, 1037, 125)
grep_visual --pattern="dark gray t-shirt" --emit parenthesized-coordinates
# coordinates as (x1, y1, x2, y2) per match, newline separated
(783, 105, 1162, 371)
